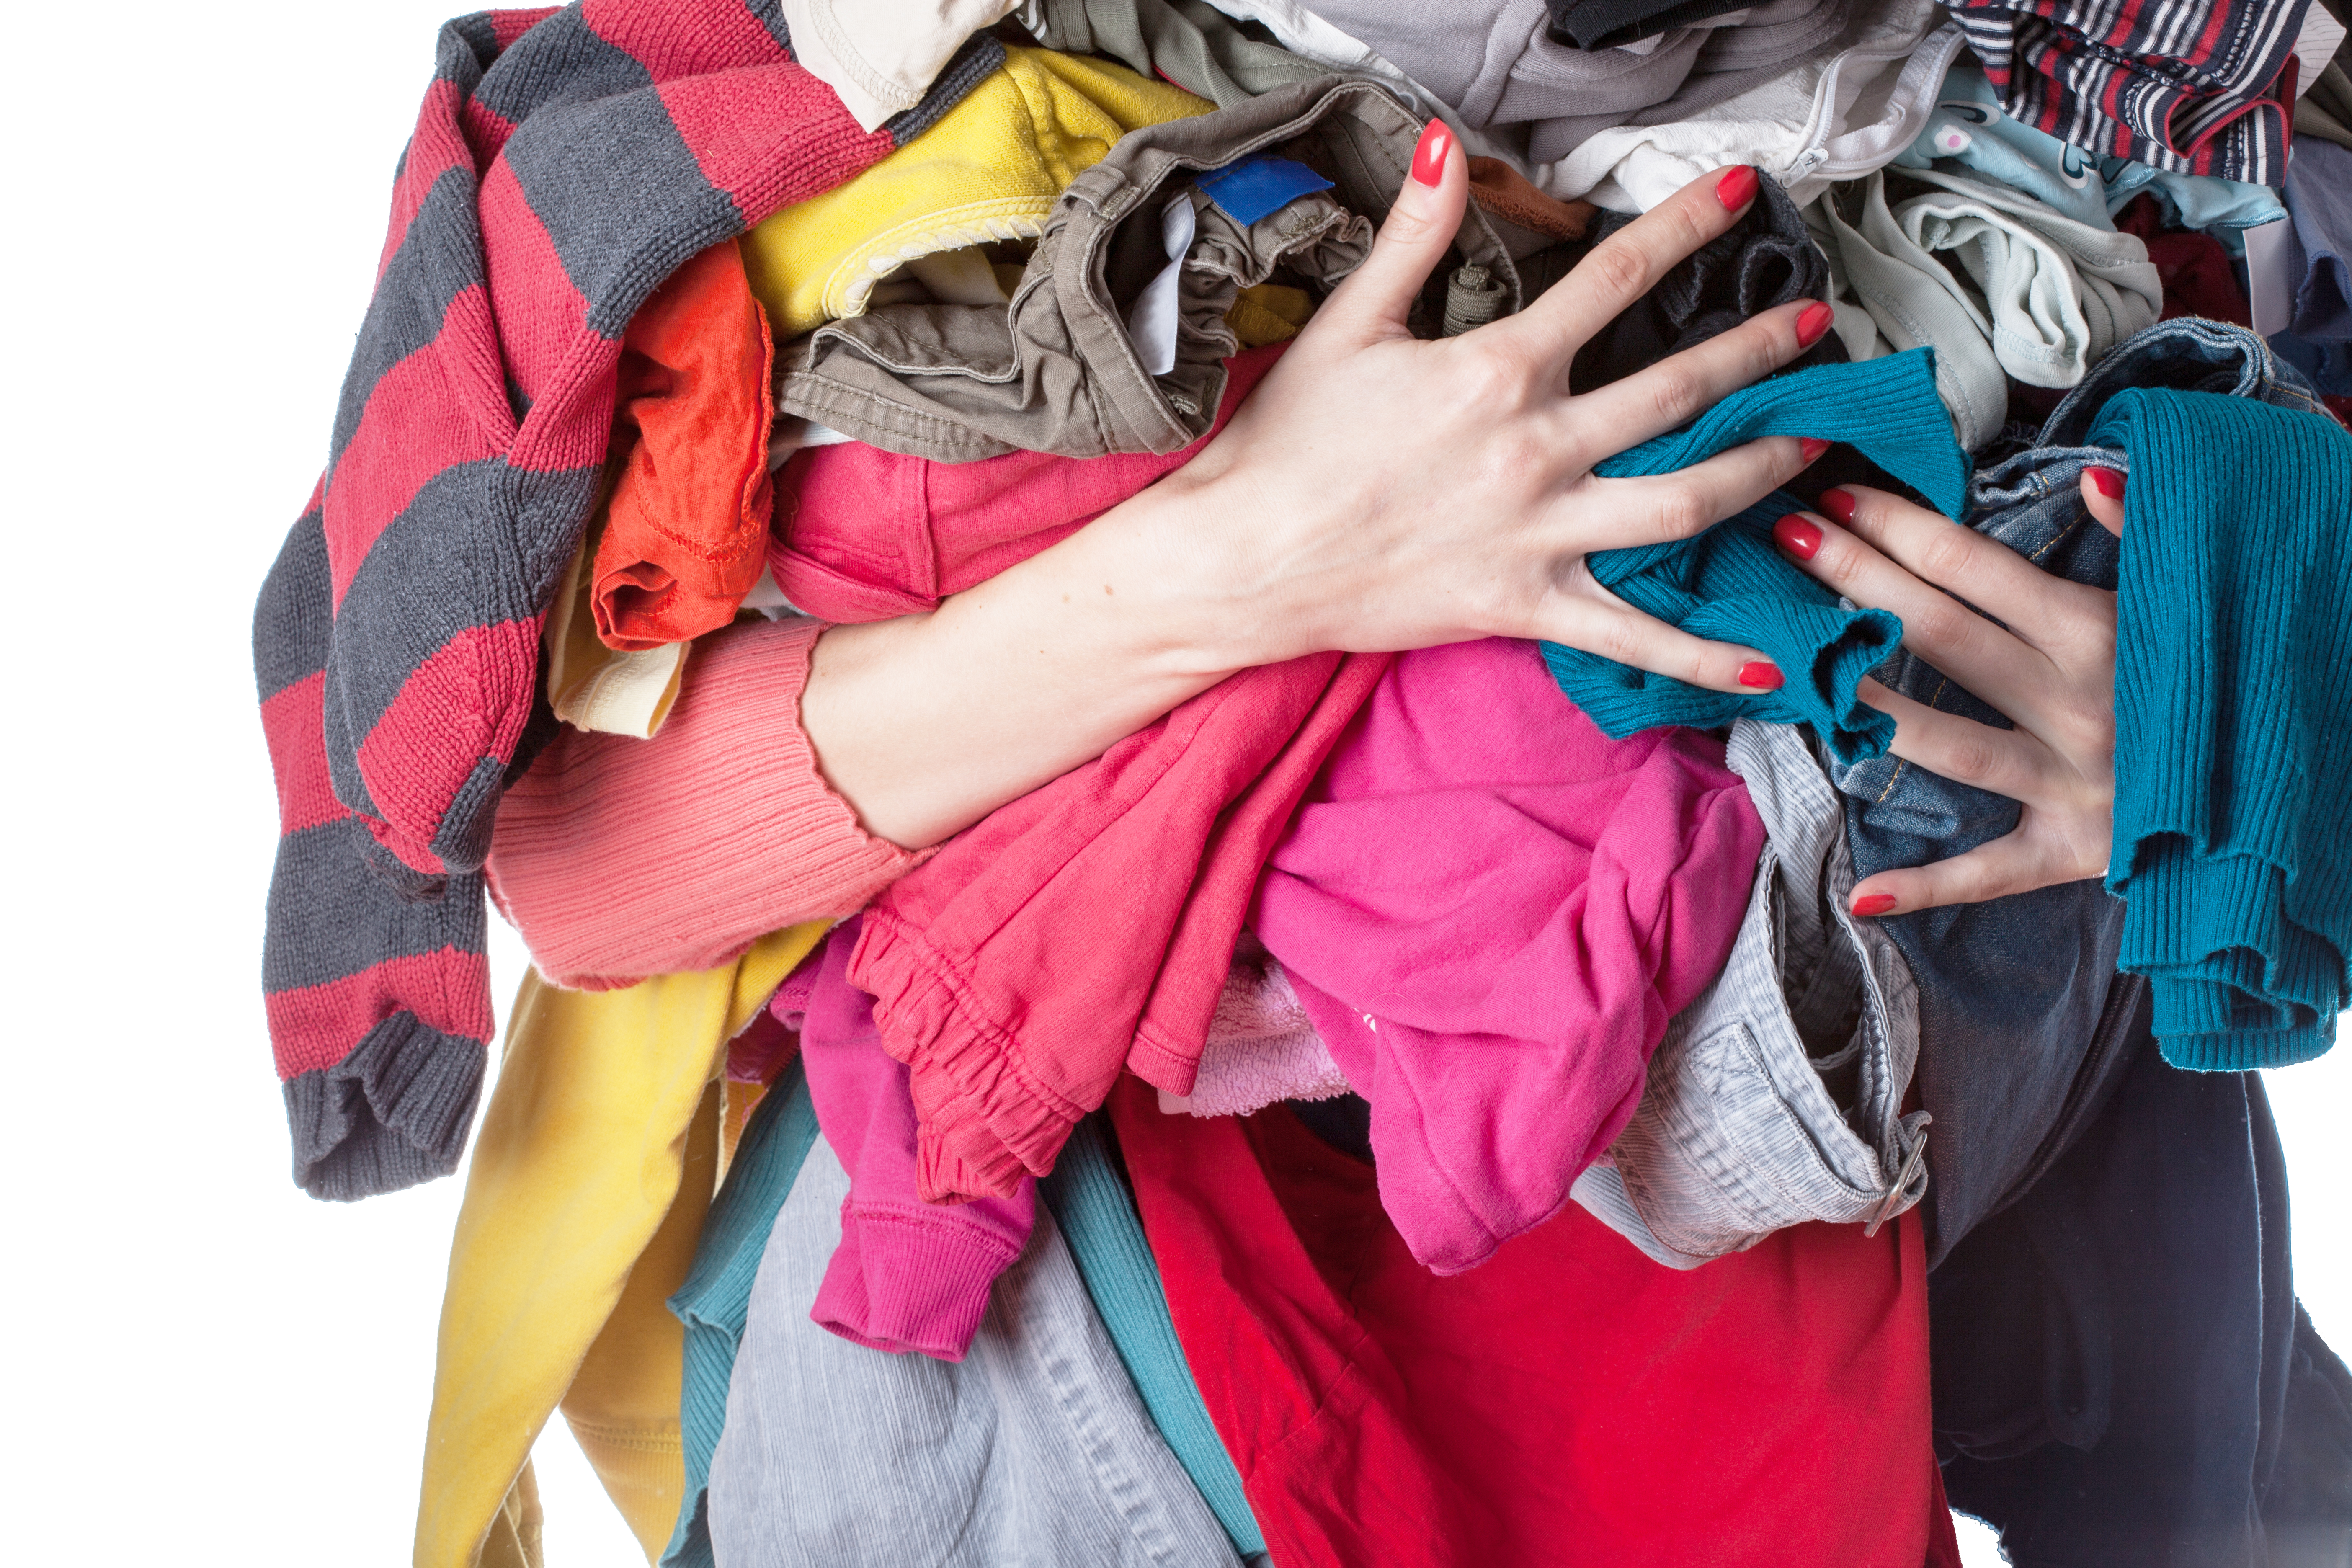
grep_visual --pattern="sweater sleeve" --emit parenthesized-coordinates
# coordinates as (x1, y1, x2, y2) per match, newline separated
(486, 615, 928, 988)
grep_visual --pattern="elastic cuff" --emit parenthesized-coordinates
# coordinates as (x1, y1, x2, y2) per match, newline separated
(810, 1206, 1025, 1362)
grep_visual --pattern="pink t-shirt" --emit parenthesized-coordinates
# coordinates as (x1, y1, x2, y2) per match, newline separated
(1252, 637, 1765, 1274)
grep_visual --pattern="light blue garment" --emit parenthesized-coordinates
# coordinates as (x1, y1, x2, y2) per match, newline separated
(708, 1138, 1246, 1568)
(2103, 157, 2287, 256)
(1888, 65, 2287, 255)
(666, 1076, 1266, 1568)
(1894, 65, 2113, 230)
(1571, 719, 1927, 1270)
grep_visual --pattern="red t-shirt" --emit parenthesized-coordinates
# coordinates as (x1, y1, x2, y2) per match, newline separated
(1111, 1077, 1959, 1568)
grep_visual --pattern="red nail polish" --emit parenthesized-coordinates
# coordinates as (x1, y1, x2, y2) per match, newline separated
(1715, 163, 1758, 210)
(1819, 487, 1857, 524)
(1795, 300, 1834, 348)
(1798, 437, 1831, 463)
(1411, 120, 1451, 187)
(2089, 466, 2125, 499)
(1852, 893, 1898, 917)
(1738, 660, 1784, 691)
(1773, 514, 1823, 560)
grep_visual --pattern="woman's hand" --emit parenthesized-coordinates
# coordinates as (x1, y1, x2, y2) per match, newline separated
(1143, 126, 1834, 690)
(1769, 472, 2128, 916)
(809, 129, 1838, 848)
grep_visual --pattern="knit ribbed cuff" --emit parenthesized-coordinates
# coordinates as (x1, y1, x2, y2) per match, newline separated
(486, 616, 930, 988)
(2120, 838, 2346, 1068)
(810, 1204, 1024, 1362)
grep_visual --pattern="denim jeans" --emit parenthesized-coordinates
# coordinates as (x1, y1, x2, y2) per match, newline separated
(1574, 720, 1929, 1269)
(1828, 318, 2328, 1264)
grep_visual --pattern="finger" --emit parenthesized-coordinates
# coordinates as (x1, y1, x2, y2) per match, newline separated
(1314, 118, 1466, 344)
(1847, 829, 2082, 916)
(1568, 433, 1828, 551)
(1502, 164, 1770, 366)
(2080, 465, 2125, 537)
(1815, 484, 2093, 631)
(1544, 560, 1787, 695)
(1565, 297, 1836, 459)
(1775, 503, 2051, 709)
(1858, 680, 2056, 803)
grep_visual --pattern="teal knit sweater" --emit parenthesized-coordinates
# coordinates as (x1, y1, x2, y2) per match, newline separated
(1543, 349, 1971, 764)
(2099, 388, 2352, 1070)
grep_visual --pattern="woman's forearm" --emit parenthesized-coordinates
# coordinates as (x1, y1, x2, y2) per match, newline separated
(800, 472, 1251, 849)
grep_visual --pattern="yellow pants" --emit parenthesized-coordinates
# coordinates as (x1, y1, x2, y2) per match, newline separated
(416, 924, 827, 1568)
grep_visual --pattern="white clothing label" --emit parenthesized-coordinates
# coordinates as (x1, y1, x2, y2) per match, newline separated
(1124, 194, 1197, 378)
(2243, 217, 2298, 337)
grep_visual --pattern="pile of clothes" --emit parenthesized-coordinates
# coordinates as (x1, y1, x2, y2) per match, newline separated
(250, 1, 2352, 1564)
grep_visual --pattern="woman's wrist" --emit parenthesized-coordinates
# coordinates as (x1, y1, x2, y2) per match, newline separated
(800, 491, 1264, 849)
(1075, 463, 1308, 678)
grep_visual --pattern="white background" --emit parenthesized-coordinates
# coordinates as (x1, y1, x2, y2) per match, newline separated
(4, 4, 2342, 1562)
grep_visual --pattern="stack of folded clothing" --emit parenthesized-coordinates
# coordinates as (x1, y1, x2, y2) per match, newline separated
(250, 4, 2352, 1567)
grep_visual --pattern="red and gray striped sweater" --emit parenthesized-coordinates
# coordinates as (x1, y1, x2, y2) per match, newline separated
(253, 0, 999, 1200)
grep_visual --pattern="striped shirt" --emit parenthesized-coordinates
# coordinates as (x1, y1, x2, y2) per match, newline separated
(1953, 0, 2313, 185)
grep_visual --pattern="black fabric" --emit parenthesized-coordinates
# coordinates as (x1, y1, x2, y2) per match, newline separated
(1515, 172, 1844, 393)
(1933, 1006, 2323, 1567)
(1285, 1094, 1374, 1166)
(1545, 0, 1762, 49)
(2266, 1305, 2352, 1565)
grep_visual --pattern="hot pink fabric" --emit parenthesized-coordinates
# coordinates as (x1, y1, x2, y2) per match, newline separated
(771, 345, 1284, 621)
(855, 649, 1391, 1202)
(1251, 638, 1766, 1275)
(799, 916, 1035, 1362)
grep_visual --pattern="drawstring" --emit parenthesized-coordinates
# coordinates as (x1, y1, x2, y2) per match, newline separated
(1443, 263, 1506, 336)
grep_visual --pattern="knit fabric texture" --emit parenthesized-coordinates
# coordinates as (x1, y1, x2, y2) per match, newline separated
(1542, 348, 1970, 765)
(666, 1058, 823, 1568)
(253, 0, 1003, 1199)
(485, 616, 931, 989)
(2097, 388, 2352, 1070)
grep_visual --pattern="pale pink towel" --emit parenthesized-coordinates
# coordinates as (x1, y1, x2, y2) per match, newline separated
(1158, 939, 1347, 1118)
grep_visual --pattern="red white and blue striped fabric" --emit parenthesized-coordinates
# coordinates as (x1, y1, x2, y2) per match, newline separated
(253, 0, 1001, 1200)
(1954, 0, 2312, 185)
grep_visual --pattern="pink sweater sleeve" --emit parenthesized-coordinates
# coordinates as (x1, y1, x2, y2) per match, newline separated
(486, 615, 928, 988)
(802, 916, 1035, 1362)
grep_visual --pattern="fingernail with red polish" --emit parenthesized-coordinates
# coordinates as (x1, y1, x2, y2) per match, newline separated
(1819, 487, 1857, 524)
(1738, 660, 1784, 691)
(1795, 300, 1834, 348)
(1411, 120, 1452, 187)
(1715, 163, 1758, 210)
(2089, 466, 2125, 499)
(1798, 437, 1831, 463)
(1774, 514, 1823, 560)
(1852, 893, 1898, 917)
